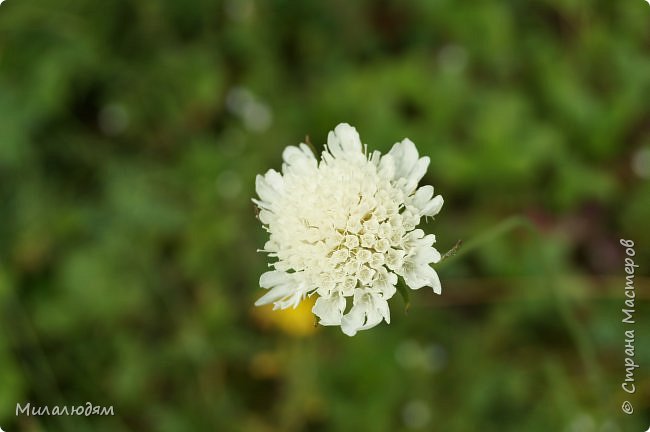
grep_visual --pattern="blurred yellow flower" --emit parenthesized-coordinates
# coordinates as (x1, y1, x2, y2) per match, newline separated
(251, 296, 317, 337)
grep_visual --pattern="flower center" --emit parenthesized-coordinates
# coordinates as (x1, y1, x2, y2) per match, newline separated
(316, 189, 420, 297)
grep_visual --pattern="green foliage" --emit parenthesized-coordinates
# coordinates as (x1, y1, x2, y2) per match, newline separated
(1, 0, 649, 430)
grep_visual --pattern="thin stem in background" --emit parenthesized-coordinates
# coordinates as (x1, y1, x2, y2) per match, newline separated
(439, 215, 606, 402)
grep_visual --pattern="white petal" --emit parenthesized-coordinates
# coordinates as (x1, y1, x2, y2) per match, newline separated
(428, 268, 442, 294)
(255, 169, 283, 204)
(259, 270, 288, 288)
(360, 293, 390, 329)
(257, 208, 273, 224)
(388, 138, 419, 179)
(255, 271, 305, 308)
(312, 294, 347, 326)
(388, 139, 431, 194)
(415, 246, 442, 265)
(341, 304, 365, 336)
(374, 268, 397, 299)
(411, 185, 434, 209)
(402, 263, 442, 293)
(327, 123, 362, 160)
(334, 123, 362, 151)
(341, 289, 392, 336)
(421, 195, 444, 217)
(378, 154, 395, 179)
(254, 284, 293, 306)
(406, 229, 425, 243)
(274, 293, 303, 309)
(369, 150, 382, 166)
(407, 265, 442, 294)
(359, 304, 383, 330)
(282, 144, 316, 175)
(403, 157, 430, 194)
(265, 169, 284, 190)
(403, 231, 437, 259)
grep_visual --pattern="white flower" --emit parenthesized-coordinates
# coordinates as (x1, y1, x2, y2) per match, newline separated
(253, 123, 444, 336)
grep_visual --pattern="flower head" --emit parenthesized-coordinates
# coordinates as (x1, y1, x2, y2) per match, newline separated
(253, 123, 444, 336)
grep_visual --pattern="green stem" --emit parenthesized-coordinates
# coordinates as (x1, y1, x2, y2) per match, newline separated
(438, 216, 529, 267)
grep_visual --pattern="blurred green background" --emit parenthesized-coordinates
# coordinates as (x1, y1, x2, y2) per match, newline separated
(1, 0, 649, 431)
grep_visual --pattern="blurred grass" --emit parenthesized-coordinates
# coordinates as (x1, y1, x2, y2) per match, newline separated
(1, 0, 650, 431)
